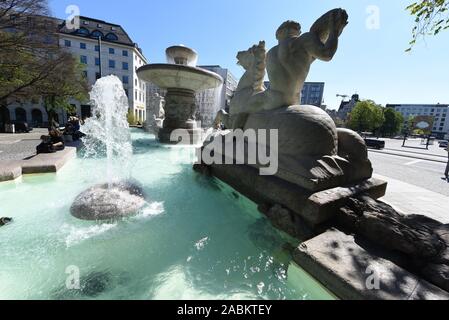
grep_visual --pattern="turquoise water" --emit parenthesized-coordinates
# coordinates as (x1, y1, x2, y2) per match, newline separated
(0, 129, 334, 300)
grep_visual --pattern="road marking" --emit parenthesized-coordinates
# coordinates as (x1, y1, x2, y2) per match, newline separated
(405, 159, 423, 166)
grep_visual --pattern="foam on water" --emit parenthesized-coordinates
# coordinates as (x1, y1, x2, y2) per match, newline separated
(63, 223, 118, 248)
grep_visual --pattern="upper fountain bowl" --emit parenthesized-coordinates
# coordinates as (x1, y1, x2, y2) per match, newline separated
(137, 64, 223, 92)
(137, 45, 223, 93)
(166, 45, 198, 67)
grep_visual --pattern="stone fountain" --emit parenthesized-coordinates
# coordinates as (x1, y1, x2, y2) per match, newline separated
(137, 45, 223, 144)
(194, 8, 449, 299)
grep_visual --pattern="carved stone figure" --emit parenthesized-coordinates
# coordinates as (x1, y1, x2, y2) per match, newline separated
(144, 93, 165, 133)
(216, 8, 349, 129)
(209, 8, 372, 192)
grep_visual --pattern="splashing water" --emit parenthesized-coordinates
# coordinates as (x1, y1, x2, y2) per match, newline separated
(81, 75, 132, 185)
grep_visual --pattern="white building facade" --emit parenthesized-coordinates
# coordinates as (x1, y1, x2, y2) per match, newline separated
(387, 104, 449, 138)
(6, 16, 148, 127)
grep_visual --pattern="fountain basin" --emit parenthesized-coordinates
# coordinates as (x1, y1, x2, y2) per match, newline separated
(137, 64, 223, 92)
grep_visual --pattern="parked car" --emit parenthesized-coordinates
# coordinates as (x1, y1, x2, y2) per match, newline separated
(364, 138, 385, 150)
(439, 140, 448, 149)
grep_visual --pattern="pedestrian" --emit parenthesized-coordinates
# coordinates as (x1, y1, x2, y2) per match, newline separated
(445, 144, 449, 180)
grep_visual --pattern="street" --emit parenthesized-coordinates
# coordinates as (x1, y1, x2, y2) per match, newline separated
(369, 150, 449, 196)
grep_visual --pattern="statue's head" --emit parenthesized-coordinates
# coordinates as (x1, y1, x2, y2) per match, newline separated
(236, 41, 266, 71)
(276, 20, 301, 41)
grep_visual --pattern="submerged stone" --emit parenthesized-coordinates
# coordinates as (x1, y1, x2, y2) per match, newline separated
(0, 217, 13, 226)
(70, 181, 146, 220)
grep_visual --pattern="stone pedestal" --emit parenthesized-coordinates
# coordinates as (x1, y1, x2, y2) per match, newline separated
(158, 88, 201, 144)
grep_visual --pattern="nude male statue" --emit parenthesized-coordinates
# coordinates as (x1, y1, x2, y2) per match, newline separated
(231, 8, 349, 117)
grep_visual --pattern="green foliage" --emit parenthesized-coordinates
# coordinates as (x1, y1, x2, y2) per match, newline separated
(348, 100, 385, 133)
(0, 0, 59, 102)
(37, 53, 89, 128)
(406, 0, 449, 51)
(379, 108, 404, 137)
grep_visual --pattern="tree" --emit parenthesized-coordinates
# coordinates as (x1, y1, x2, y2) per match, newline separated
(379, 108, 404, 137)
(35, 52, 89, 129)
(0, 0, 69, 124)
(348, 100, 385, 133)
(407, 0, 449, 50)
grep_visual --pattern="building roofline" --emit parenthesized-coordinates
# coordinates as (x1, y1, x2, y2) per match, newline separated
(77, 16, 122, 27)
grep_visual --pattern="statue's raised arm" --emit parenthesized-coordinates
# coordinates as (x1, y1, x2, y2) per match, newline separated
(297, 8, 348, 61)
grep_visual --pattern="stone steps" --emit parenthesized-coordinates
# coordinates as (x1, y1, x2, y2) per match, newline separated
(0, 147, 76, 181)
(293, 229, 449, 300)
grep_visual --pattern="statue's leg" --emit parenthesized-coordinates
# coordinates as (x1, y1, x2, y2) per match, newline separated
(231, 113, 249, 130)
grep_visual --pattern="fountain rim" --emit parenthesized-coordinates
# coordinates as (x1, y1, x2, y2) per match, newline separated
(165, 45, 198, 56)
(136, 63, 224, 89)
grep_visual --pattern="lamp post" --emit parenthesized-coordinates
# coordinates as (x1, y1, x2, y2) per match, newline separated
(97, 36, 102, 78)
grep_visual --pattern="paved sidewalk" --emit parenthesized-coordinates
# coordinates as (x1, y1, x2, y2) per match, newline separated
(0, 129, 48, 161)
(375, 173, 449, 223)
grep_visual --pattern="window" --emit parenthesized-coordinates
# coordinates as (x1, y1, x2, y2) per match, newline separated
(82, 71, 88, 78)
(135, 79, 138, 86)
(76, 27, 90, 36)
(109, 60, 115, 68)
(135, 90, 138, 100)
(64, 40, 71, 47)
(109, 48, 115, 54)
(80, 55, 87, 64)
(123, 76, 129, 84)
(95, 45, 100, 52)
(80, 42, 86, 49)
(122, 50, 128, 57)
(105, 33, 119, 41)
(91, 30, 104, 39)
(122, 62, 129, 70)
(95, 58, 100, 66)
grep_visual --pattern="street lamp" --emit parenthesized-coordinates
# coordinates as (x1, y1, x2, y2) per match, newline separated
(97, 36, 102, 78)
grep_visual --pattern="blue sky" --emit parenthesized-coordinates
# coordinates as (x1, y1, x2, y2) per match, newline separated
(49, 0, 449, 110)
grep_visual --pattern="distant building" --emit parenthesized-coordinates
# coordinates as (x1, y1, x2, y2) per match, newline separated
(387, 103, 449, 138)
(337, 94, 360, 120)
(264, 81, 325, 107)
(301, 82, 325, 107)
(5, 15, 148, 127)
(195, 65, 238, 127)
